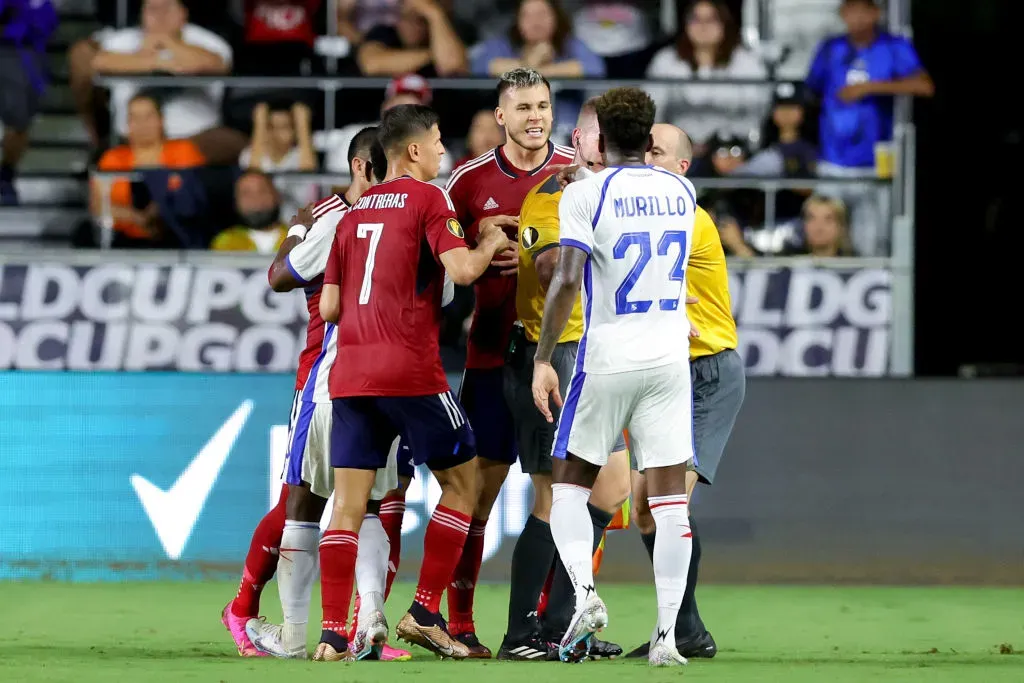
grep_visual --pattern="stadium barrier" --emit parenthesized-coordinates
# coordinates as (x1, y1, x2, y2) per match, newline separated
(1, 374, 1020, 584)
(0, 251, 901, 376)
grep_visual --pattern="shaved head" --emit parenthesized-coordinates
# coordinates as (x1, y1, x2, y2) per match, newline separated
(572, 96, 603, 170)
(648, 123, 693, 176)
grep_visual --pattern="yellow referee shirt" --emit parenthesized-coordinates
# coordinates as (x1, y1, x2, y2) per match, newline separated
(688, 207, 738, 359)
(516, 174, 584, 343)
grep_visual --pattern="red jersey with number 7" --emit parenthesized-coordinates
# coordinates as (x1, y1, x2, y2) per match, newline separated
(324, 176, 467, 397)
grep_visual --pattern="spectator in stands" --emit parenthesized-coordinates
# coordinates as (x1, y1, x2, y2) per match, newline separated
(336, 0, 401, 45)
(692, 132, 761, 258)
(571, 0, 657, 78)
(240, 101, 317, 217)
(781, 194, 856, 257)
(356, 0, 470, 77)
(647, 0, 768, 152)
(456, 109, 505, 166)
(473, 0, 605, 79)
(72, 0, 243, 162)
(210, 170, 288, 253)
(473, 0, 604, 131)
(0, 0, 57, 205)
(321, 74, 453, 177)
(91, 92, 206, 245)
(740, 81, 817, 222)
(807, 0, 933, 256)
(234, 0, 323, 76)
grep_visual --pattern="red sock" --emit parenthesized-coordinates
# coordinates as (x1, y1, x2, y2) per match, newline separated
(232, 483, 288, 618)
(414, 505, 470, 613)
(379, 493, 406, 600)
(536, 566, 555, 620)
(319, 530, 359, 638)
(447, 517, 487, 634)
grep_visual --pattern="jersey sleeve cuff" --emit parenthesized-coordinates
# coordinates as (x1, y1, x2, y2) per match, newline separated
(285, 254, 311, 285)
(560, 238, 592, 255)
(530, 243, 559, 261)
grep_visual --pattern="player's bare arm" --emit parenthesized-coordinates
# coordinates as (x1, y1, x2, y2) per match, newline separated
(441, 222, 511, 285)
(319, 284, 340, 323)
(268, 203, 317, 291)
(532, 245, 588, 421)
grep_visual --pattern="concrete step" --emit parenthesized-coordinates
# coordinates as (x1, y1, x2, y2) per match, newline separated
(19, 146, 91, 173)
(29, 113, 92, 145)
(0, 206, 83, 239)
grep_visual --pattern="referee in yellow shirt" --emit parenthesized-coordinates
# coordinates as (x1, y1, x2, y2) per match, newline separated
(498, 100, 628, 661)
(624, 123, 746, 660)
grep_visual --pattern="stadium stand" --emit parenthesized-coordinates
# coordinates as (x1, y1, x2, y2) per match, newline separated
(1, 0, 923, 262)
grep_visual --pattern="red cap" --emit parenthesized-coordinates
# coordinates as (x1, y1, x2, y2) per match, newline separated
(385, 73, 432, 105)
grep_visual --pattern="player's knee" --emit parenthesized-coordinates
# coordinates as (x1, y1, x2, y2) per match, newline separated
(634, 507, 656, 535)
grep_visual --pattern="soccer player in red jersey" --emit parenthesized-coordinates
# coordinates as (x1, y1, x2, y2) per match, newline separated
(441, 67, 573, 656)
(222, 128, 410, 661)
(313, 104, 511, 662)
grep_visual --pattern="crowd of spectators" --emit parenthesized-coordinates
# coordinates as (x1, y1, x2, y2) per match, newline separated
(1, 0, 932, 257)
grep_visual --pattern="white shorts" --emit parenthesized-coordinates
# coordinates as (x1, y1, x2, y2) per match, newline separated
(552, 361, 694, 471)
(284, 392, 398, 500)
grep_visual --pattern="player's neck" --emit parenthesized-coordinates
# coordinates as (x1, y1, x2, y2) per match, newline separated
(603, 149, 647, 167)
(848, 28, 876, 47)
(343, 183, 365, 206)
(502, 140, 549, 172)
(385, 159, 430, 183)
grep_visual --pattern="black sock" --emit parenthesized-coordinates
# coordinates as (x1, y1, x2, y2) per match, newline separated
(541, 503, 615, 640)
(640, 530, 656, 563)
(506, 514, 556, 640)
(676, 516, 705, 638)
(0, 165, 13, 183)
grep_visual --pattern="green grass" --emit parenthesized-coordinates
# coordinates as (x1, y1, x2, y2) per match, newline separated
(0, 582, 1021, 682)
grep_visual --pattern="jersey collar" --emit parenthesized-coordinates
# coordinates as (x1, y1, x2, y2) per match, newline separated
(494, 141, 555, 179)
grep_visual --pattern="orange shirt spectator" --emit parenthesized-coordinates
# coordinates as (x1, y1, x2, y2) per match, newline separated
(91, 94, 205, 241)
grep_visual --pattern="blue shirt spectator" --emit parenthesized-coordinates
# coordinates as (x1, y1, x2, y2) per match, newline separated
(0, 0, 57, 204)
(806, 0, 933, 169)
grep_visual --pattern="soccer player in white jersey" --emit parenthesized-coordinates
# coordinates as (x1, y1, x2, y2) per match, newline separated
(531, 88, 697, 667)
(239, 127, 408, 661)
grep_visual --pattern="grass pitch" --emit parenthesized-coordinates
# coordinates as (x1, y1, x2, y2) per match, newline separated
(0, 582, 1020, 682)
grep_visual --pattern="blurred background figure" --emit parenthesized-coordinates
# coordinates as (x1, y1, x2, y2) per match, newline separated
(456, 109, 506, 166)
(472, 0, 604, 134)
(806, 0, 932, 256)
(571, 0, 656, 78)
(0, 0, 58, 204)
(72, 0, 241, 161)
(740, 81, 817, 224)
(781, 194, 856, 257)
(239, 101, 317, 218)
(647, 0, 768, 153)
(90, 93, 206, 246)
(210, 170, 287, 253)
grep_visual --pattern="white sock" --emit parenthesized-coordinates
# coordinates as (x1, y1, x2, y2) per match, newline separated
(356, 514, 389, 617)
(648, 494, 692, 646)
(278, 520, 320, 650)
(550, 483, 596, 609)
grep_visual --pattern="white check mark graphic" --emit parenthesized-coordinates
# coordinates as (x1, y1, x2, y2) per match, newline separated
(131, 400, 253, 560)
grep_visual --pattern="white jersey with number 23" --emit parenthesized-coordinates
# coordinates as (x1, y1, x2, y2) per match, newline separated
(558, 165, 698, 375)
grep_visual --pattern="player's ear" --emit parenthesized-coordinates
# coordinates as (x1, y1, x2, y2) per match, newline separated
(494, 107, 505, 128)
(407, 141, 420, 163)
(679, 159, 691, 176)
